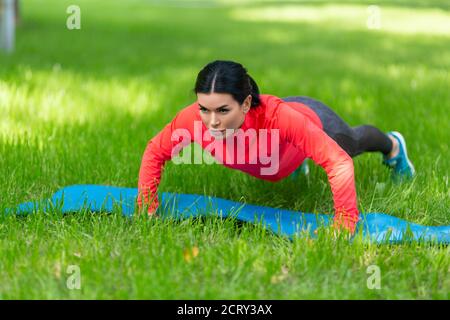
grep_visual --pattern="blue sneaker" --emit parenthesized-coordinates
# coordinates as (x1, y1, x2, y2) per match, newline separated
(383, 131, 415, 180)
(289, 158, 310, 180)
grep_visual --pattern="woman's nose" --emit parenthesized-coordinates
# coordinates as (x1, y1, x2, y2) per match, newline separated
(210, 115, 220, 127)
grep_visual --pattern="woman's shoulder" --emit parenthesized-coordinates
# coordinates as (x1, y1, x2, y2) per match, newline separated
(257, 94, 286, 117)
(174, 101, 201, 120)
(258, 93, 289, 111)
(259, 93, 282, 105)
(160, 101, 201, 131)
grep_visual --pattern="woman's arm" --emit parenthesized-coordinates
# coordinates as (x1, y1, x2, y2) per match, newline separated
(137, 124, 172, 215)
(137, 106, 196, 215)
(277, 103, 360, 233)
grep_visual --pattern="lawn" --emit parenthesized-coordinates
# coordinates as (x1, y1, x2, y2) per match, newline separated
(0, 0, 449, 299)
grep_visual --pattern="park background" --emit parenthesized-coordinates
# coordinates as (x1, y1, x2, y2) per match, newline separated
(0, 0, 449, 299)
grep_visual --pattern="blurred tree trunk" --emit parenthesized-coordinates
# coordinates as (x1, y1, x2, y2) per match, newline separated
(0, 0, 16, 52)
(15, 0, 20, 25)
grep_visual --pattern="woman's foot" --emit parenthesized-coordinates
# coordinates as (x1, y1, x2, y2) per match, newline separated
(387, 135, 400, 158)
(382, 131, 416, 180)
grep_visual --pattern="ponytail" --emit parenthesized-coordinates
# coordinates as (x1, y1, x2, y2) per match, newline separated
(247, 74, 260, 107)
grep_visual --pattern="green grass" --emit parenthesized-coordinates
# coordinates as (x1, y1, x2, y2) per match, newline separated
(0, 0, 449, 299)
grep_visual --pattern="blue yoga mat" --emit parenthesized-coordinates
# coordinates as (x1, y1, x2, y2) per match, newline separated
(5, 184, 449, 244)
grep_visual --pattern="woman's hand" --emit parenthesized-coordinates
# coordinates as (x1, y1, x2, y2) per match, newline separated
(333, 218, 356, 235)
(136, 205, 159, 218)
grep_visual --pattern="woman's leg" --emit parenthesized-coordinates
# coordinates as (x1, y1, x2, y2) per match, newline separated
(281, 96, 393, 158)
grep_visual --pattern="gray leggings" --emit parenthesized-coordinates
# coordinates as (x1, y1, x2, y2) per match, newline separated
(281, 96, 393, 158)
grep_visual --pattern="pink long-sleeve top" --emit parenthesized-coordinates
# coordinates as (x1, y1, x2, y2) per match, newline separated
(138, 94, 359, 232)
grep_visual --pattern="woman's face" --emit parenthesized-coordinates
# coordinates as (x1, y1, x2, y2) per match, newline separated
(197, 92, 251, 140)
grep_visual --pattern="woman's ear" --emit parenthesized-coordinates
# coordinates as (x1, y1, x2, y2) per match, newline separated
(243, 95, 252, 113)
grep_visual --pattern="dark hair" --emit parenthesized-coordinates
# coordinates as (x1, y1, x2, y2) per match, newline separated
(193, 60, 261, 108)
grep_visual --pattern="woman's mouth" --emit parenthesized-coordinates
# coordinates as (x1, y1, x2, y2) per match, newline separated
(208, 129, 234, 139)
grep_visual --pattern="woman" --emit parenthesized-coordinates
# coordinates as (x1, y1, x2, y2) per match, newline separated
(137, 60, 415, 234)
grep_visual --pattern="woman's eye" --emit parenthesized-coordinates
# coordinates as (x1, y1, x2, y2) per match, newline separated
(219, 109, 229, 113)
(200, 108, 208, 113)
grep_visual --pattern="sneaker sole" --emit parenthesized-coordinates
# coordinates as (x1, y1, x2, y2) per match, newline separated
(390, 131, 416, 177)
